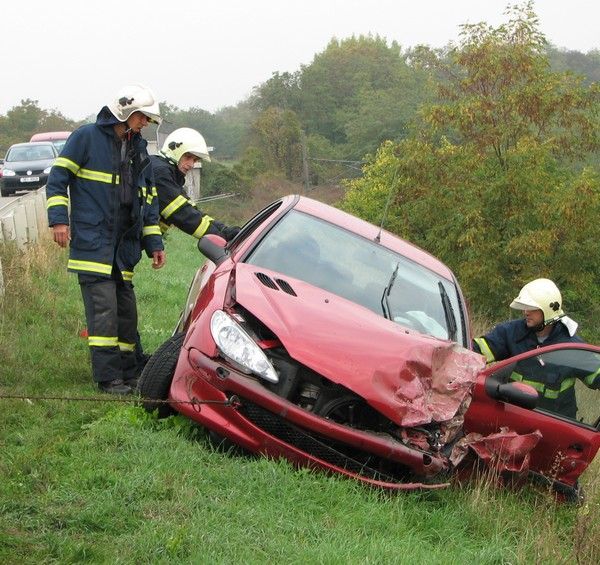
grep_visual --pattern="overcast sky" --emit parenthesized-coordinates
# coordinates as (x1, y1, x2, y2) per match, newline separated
(1, 0, 598, 121)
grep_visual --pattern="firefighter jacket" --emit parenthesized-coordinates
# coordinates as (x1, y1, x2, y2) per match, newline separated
(46, 107, 163, 280)
(473, 319, 598, 417)
(150, 154, 223, 239)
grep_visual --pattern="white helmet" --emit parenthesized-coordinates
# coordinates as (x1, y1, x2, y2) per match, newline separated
(160, 128, 211, 164)
(510, 278, 565, 324)
(108, 84, 162, 124)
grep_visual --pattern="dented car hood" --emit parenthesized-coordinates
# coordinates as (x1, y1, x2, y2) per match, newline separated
(234, 263, 486, 427)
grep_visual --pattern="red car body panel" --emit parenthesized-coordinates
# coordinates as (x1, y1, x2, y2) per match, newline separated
(464, 343, 600, 486)
(156, 196, 599, 493)
(171, 355, 449, 490)
(231, 263, 484, 427)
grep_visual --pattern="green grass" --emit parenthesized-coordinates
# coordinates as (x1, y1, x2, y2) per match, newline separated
(1, 232, 599, 564)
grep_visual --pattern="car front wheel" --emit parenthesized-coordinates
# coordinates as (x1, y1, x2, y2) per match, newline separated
(138, 332, 185, 418)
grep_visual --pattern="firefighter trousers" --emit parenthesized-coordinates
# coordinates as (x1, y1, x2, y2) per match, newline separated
(78, 273, 139, 383)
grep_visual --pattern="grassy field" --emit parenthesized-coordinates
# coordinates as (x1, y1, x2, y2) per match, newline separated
(1, 228, 599, 564)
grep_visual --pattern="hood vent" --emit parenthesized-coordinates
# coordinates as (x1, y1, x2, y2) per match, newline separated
(275, 278, 297, 296)
(255, 272, 297, 296)
(255, 272, 279, 290)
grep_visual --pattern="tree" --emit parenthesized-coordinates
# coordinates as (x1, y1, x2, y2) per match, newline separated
(342, 2, 600, 341)
(250, 71, 301, 112)
(249, 107, 303, 180)
(298, 35, 417, 145)
(0, 100, 79, 156)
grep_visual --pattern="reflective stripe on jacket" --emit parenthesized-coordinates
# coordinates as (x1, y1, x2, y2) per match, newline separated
(473, 319, 589, 417)
(473, 319, 583, 363)
(46, 107, 163, 278)
(150, 154, 216, 239)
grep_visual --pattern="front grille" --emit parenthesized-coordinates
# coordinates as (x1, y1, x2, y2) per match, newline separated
(238, 398, 408, 483)
(15, 168, 44, 175)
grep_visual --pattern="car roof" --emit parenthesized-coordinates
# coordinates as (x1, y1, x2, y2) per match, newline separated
(30, 131, 71, 141)
(292, 195, 455, 279)
(9, 141, 56, 148)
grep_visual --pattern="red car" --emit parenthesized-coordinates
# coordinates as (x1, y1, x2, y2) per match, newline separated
(140, 195, 600, 499)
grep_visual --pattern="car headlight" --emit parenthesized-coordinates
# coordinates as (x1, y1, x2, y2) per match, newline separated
(2, 169, 15, 176)
(210, 310, 279, 383)
(43, 166, 52, 174)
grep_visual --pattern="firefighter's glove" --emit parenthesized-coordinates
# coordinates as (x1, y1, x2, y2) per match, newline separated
(221, 225, 241, 242)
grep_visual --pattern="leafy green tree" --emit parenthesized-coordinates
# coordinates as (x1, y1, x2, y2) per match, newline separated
(249, 107, 303, 180)
(200, 160, 243, 198)
(342, 2, 600, 340)
(250, 71, 301, 112)
(234, 146, 269, 190)
(158, 101, 255, 160)
(548, 45, 600, 85)
(0, 99, 79, 156)
(298, 35, 419, 145)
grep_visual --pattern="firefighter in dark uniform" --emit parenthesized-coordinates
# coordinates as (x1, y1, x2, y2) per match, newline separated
(150, 127, 240, 242)
(473, 278, 599, 418)
(46, 84, 165, 395)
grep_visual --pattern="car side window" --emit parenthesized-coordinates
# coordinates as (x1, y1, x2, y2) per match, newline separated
(228, 199, 284, 252)
(496, 347, 600, 426)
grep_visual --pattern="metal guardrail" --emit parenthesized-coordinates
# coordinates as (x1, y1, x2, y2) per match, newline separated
(0, 188, 237, 296)
(0, 187, 48, 297)
(0, 187, 48, 246)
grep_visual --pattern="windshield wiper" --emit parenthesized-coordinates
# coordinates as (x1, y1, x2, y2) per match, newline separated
(381, 262, 400, 320)
(438, 281, 457, 342)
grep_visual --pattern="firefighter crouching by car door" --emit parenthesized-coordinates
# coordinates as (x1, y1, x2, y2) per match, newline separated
(473, 278, 600, 418)
(150, 127, 240, 242)
(46, 84, 166, 395)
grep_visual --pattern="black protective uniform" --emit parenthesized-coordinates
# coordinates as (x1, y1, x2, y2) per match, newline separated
(46, 107, 163, 387)
(150, 153, 238, 240)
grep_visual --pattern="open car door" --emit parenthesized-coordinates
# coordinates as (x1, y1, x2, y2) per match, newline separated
(465, 343, 600, 491)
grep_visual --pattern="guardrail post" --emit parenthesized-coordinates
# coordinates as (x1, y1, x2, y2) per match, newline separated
(25, 200, 39, 243)
(13, 205, 28, 248)
(1, 212, 17, 242)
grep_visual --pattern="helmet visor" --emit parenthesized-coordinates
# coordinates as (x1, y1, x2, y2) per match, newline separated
(141, 111, 162, 125)
(510, 299, 540, 312)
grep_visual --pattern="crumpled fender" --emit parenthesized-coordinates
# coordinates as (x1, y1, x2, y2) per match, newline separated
(450, 427, 543, 472)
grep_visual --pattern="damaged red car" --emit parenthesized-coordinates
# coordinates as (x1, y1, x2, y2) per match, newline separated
(139, 195, 600, 499)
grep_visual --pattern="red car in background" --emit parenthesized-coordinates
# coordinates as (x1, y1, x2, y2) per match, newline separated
(139, 195, 600, 500)
(30, 131, 71, 153)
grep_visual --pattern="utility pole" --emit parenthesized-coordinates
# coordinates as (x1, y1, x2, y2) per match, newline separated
(301, 132, 310, 194)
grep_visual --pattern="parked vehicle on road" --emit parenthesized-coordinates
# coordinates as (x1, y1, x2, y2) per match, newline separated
(139, 195, 600, 499)
(30, 131, 71, 153)
(0, 142, 58, 196)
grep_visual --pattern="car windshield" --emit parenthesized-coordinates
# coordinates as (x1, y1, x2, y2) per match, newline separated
(52, 140, 67, 152)
(6, 145, 55, 161)
(245, 210, 465, 344)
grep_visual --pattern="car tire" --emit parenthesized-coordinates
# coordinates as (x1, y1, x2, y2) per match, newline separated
(0, 186, 14, 197)
(138, 332, 185, 418)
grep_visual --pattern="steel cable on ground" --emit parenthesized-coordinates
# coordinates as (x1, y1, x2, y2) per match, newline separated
(0, 393, 238, 408)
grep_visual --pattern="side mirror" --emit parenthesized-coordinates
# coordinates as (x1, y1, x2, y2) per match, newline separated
(197, 234, 227, 265)
(486, 377, 539, 409)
